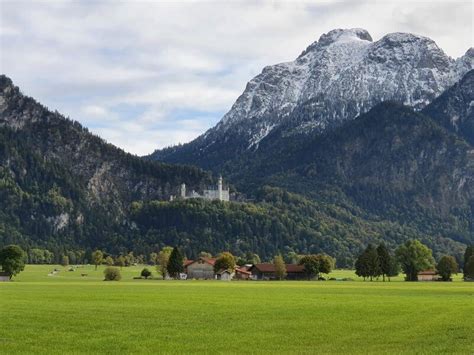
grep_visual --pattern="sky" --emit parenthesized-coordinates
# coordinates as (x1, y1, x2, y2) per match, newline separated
(0, 0, 472, 156)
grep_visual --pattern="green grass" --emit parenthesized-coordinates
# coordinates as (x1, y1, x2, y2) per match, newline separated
(0, 265, 473, 354)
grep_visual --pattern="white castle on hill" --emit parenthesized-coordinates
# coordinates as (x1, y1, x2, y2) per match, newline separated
(173, 176, 230, 202)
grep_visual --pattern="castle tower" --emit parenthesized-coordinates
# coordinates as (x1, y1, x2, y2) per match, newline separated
(218, 176, 223, 201)
(180, 183, 186, 198)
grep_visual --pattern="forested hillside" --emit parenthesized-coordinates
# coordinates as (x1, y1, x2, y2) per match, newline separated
(0, 75, 211, 254)
(129, 187, 466, 266)
(1, 72, 472, 264)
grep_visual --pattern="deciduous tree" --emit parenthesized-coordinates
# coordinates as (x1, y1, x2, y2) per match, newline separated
(396, 240, 434, 281)
(273, 254, 287, 280)
(104, 267, 121, 281)
(214, 252, 236, 273)
(299, 255, 319, 280)
(141, 268, 152, 279)
(92, 250, 103, 270)
(105, 256, 114, 266)
(61, 255, 69, 267)
(115, 255, 126, 269)
(157, 246, 173, 279)
(436, 256, 458, 281)
(0, 245, 26, 279)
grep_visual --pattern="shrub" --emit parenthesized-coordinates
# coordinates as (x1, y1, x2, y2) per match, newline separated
(141, 268, 152, 279)
(104, 267, 121, 281)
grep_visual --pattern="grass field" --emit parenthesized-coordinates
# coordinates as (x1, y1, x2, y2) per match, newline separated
(1, 265, 473, 354)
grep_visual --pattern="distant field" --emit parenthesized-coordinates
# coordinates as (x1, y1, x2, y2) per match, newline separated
(0, 265, 472, 354)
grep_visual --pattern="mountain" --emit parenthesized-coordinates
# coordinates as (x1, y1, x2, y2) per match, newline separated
(0, 74, 470, 264)
(225, 101, 474, 243)
(422, 68, 474, 145)
(152, 70, 474, 253)
(0, 75, 212, 253)
(150, 28, 473, 170)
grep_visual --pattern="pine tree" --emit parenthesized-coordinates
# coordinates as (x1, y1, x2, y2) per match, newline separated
(365, 244, 381, 281)
(355, 251, 369, 281)
(167, 247, 184, 279)
(355, 245, 382, 281)
(464, 246, 473, 277)
(464, 255, 474, 280)
(377, 243, 394, 282)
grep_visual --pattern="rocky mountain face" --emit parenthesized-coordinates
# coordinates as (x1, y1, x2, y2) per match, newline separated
(151, 28, 473, 169)
(422, 69, 474, 145)
(152, 47, 474, 251)
(0, 75, 212, 251)
(225, 100, 474, 245)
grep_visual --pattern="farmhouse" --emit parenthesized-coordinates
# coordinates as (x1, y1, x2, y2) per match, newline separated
(249, 263, 306, 280)
(235, 266, 252, 280)
(0, 271, 10, 282)
(185, 257, 216, 279)
(418, 270, 438, 281)
(216, 269, 234, 281)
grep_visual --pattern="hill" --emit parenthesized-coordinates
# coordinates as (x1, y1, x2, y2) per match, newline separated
(0, 75, 212, 255)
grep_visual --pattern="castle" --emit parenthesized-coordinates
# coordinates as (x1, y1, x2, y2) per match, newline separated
(172, 176, 230, 202)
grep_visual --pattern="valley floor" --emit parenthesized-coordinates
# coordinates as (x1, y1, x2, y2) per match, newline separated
(0, 265, 472, 354)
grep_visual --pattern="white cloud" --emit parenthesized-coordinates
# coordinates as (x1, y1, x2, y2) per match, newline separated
(0, 0, 472, 155)
(82, 105, 109, 118)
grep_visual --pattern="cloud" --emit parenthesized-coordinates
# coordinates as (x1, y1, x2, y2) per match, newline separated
(0, 0, 472, 155)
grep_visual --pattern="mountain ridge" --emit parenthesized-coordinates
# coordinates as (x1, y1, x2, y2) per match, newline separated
(150, 28, 473, 165)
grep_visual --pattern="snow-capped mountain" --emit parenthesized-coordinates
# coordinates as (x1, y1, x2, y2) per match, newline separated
(152, 28, 473, 163)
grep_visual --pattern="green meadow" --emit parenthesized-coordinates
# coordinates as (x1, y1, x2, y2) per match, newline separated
(0, 265, 472, 354)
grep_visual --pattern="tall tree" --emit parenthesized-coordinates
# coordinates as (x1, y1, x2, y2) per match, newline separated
(464, 246, 473, 272)
(396, 240, 435, 281)
(0, 245, 26, 279)
(316, 254, 334, 276)
(355, 245, 381, 281)
(299, 255, 319, 280)
(377, 243, 396, 282)
(387, 260, 400, 281)
(214, 252, 236, 273)
(273, 254, 287, 280)
(115, 255, 126, 269)
(167, 247, 184, 279)
(157, 246, 173, 279)
(436, 256, 459, 281)
(149, 252, 158, 265)
(463, 255, 474, 280)
(355, 251, 370, 281)
(91, 250, 103, 270)
(61, 255, 69, 267)
(366, 244, 381, 281)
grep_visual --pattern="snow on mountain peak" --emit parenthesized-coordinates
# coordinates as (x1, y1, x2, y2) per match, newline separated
(318, 28, 373, 45)
(209, 29, 473, 149)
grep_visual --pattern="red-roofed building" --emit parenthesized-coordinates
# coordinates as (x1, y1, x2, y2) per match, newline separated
(185, 257, 216, 279)
(248, 263, 306, 280)
(235, 267, 252, 280)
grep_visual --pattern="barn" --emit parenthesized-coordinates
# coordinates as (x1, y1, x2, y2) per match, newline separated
(216, 269, 234, 281)
(418, 270, 438, 281)
(0, 271, 10, 282)
(185, 257, 216, 279)
(249, 263, 306, 280)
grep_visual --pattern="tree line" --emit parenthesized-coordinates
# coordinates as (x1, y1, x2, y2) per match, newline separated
(1, 243, 474, 282)
(355, 240, 472, 282)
